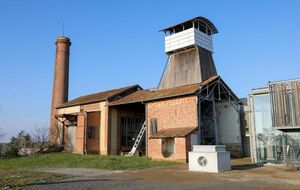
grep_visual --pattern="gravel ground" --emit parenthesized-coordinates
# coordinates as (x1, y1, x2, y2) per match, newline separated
(23, 158, 300, 190)
(22, 176, 299, 190)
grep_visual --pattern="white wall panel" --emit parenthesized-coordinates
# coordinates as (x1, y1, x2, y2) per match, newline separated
(165, 28, 213, 53)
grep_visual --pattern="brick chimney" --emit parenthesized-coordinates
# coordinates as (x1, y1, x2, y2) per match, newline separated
(50, 36, 71, 144)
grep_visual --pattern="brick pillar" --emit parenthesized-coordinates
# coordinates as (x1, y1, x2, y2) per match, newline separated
(76, 113, 85, 153)
(50, 36, 71, 144)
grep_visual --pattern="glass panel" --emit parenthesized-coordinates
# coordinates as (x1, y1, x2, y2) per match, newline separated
(285, 132, 300, 164)
(253, 93, 300, 164)
(253, 94, 283, 163)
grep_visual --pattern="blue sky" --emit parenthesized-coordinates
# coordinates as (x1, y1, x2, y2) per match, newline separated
(0, 0, 300, 141)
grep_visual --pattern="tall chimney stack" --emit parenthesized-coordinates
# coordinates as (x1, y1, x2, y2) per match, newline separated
(50, 36, 71, 144)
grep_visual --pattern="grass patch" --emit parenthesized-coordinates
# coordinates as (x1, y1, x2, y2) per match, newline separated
(0, 152, 176, 170)
(0, 153, 177, 189)
(0, 170, 68, 190)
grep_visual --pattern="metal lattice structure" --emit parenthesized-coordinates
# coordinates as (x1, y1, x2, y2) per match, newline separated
(197, 78, 241, 145)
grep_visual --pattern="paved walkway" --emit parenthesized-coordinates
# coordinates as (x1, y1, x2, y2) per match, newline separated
(24, 158, 300, 190)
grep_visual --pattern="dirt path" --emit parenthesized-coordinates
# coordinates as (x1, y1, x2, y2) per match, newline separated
(34, 168, 122, 177)
(25, 158, 300, 190)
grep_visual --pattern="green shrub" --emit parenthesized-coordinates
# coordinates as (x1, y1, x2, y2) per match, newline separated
(4, 131, 33, 158)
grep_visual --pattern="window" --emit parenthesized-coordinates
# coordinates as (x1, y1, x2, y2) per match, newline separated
(120, 115, 144, 149)
(253, 94, 282, 163)
(87, 126, 97, 139)
(66, 115, 77, 126)
(162, 138, 175, 158)
(150, 118, 157, 136)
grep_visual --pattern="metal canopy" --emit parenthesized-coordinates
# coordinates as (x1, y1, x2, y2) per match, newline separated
(55, 113, 78, 127)
(160, 16, 218, 35)
(198, 78, 241, 109)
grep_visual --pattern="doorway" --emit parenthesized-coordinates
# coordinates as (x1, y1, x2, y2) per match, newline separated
(86, 111, 100, 154)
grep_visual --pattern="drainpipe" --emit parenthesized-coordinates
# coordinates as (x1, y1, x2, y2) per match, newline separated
(83, 111, 87, 155)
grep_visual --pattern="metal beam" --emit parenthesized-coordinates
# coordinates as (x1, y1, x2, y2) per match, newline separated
(212, 94, 219, 145)
(197, 93, 203, 145)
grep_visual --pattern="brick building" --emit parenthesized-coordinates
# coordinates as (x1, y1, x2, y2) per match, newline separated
(51, 17, 243, 162)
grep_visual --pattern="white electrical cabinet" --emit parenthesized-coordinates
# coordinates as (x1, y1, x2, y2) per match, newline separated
(189, 145, 231, 173)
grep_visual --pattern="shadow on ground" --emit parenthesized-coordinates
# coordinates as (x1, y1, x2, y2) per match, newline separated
(231, 163, 263, 170)
(24, 178, 143, 188)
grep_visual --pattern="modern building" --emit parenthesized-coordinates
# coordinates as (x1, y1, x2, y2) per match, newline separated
(248, 78, 300, 165)
(50, 17, 243, 162)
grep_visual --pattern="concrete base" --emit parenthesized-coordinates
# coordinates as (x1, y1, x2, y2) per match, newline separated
(189, 145, 231, 173)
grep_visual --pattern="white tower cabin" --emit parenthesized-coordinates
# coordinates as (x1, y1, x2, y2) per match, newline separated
(158, 17, 219, 89)
(163, 17, 217, 53)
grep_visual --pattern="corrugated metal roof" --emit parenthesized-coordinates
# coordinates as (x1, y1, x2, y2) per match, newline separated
(150, 127, 197, 138)
(58, 85, 140, 108)
(109, 76, 220, 106)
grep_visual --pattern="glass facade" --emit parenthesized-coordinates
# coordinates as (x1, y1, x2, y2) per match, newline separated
(253, 94, 300, 164)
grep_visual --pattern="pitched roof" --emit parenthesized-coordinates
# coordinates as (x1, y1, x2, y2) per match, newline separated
(109, 76, 220, 106)
(150, 127, 197, 138)
(58, 85, 140, 108)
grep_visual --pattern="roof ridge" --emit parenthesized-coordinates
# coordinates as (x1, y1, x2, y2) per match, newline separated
(58, 84, 140, 108)
(69, 84, 139, 101)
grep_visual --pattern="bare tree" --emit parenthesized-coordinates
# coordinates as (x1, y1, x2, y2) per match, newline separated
(32, 125, 49, 151)
(49, 123, 63, 146)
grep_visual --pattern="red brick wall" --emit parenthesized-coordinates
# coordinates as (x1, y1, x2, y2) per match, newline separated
(146, 96, 197, 162)
(175, 137, 188, 162)
(76, 113, 85, 152)
(103, 106, 109, 155)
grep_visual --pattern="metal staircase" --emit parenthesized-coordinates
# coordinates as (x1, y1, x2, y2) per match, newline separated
(127, 121, 146, 156)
